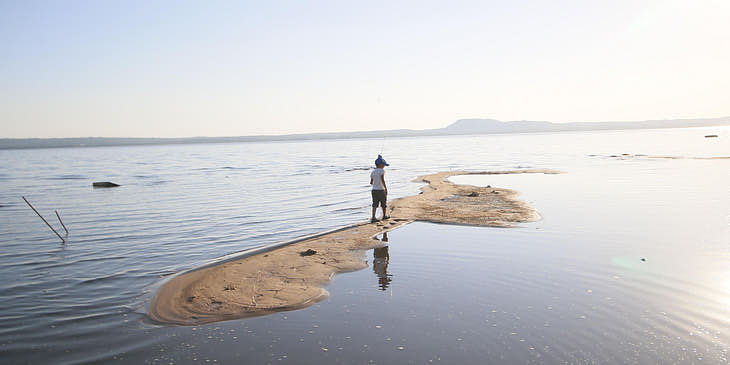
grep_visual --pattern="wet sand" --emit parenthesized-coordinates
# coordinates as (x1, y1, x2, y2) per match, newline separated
(149, 169, 559, 325)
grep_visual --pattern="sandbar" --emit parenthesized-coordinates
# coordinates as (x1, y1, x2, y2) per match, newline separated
(148, 169, 559, 325)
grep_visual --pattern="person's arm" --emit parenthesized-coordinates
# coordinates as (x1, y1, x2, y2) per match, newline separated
(381, 174, 387, 193)
(370, 177, 373, 185)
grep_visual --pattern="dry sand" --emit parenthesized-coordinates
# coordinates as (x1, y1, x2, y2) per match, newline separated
(149, 169, 559, 325)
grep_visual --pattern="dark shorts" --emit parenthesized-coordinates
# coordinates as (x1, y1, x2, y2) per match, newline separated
(371, 189, 387, 208)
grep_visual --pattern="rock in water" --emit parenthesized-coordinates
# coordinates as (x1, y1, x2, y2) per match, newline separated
(93, 182, 120, 188)
(705, 135, 718, 138)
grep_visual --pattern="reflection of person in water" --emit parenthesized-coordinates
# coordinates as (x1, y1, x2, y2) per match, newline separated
(373, 232, 392, 290)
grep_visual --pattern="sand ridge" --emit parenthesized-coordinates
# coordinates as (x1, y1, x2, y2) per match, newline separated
(596, 153, 730, 160)
(148, 169, 559, 325)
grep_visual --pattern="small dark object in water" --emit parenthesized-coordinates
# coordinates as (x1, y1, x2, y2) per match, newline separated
(300, 249, 317, 256)
(93, 182, 120, 188)
(705, 135, 718, 138)
(486, 185, 491, 188)
(640, 258, 646, 262)
(467, 192, 479, 197)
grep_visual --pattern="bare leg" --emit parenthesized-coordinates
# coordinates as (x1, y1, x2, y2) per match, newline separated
(382, 206, 389, 219)
(372, 207, 377, 221)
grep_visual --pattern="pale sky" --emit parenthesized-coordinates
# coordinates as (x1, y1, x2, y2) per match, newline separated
(1, 0, 729, 138)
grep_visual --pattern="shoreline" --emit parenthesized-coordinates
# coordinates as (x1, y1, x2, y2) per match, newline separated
(148, 169, 559, 325)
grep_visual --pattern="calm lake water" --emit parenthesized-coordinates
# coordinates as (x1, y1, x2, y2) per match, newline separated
(0, 127, 728, 364)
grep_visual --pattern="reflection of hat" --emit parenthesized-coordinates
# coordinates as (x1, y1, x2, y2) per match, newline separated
(375, 155, 389, 166)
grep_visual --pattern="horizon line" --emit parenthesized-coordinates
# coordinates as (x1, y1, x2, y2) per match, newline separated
(3, 116, 730, 141)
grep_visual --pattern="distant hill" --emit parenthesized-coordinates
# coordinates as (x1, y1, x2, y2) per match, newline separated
(1, 117, 728, 150)
(443, 119, 554, 133)
(441, 117, 730, 134)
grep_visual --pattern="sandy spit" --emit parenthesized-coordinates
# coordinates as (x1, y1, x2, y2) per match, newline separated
(648, 156, 730, 160)
(148, 169, 559, 325)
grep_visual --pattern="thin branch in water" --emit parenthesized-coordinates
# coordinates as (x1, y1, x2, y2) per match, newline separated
(22, 196, 65, 244)
(55, 210, 69, 235)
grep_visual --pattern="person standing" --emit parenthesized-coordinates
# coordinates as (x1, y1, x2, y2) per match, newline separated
(370, 155, 389, 223)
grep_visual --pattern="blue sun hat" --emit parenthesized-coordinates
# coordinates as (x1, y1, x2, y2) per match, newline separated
(375, 154, 389, 166)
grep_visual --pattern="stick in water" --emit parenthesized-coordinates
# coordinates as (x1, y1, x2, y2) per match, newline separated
(55, 210, 69, 235)
(22, 196, 65, 243)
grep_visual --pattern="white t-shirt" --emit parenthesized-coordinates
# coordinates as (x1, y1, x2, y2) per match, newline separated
(370, 168, 386, 190)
